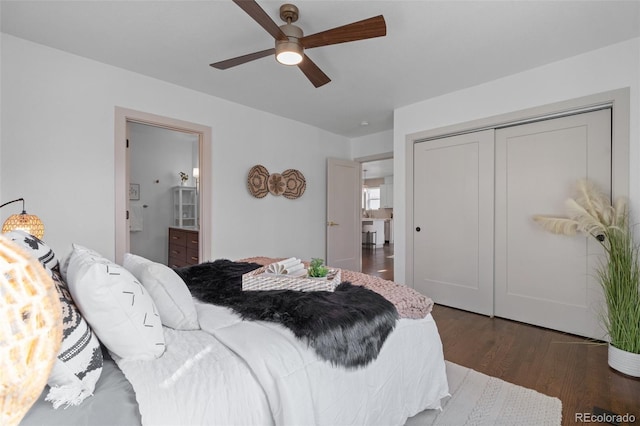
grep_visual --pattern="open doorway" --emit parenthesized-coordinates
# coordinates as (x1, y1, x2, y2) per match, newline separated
(360, 157, 394, 280)
(114, 107, 212, 265)
(128, 123, 199, 264)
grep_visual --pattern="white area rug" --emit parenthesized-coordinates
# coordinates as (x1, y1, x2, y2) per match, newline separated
(406, 361, 562, 425)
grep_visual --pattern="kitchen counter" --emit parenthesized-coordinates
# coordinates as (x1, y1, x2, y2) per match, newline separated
(361, 218, 388, 247)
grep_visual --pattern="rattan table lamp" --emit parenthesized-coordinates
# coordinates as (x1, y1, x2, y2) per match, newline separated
(0, 198, 45, 239)
(0, 235, 61, 425)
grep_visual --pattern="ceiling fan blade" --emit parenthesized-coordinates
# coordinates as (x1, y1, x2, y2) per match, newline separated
(301, 15, 386, 49)
(210, 48, 275, 69)
(298, 55, 331, 88)
(232, 0, 287, 41)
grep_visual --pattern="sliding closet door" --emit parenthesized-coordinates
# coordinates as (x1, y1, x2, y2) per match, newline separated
(413, 130, 495, 316)
(494, 109, 611, 339)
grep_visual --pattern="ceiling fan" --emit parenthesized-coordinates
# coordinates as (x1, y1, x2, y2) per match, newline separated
(210, 0, 387, 88)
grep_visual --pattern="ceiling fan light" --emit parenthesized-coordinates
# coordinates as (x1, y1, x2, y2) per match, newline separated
(276, 41, 303, 65)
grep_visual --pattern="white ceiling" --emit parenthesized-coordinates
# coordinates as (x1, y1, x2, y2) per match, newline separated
(363, 159, 393, 180)
(2, 1, 639, 138)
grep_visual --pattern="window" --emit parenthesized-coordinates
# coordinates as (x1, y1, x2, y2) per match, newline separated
(363, 187, 381, 210)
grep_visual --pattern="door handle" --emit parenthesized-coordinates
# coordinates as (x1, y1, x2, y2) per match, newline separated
(327, 221, 339, 226)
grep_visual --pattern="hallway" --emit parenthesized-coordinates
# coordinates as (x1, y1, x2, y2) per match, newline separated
(361, 243, 394, 281)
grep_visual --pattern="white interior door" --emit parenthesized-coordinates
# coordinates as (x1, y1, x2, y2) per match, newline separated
(326, 158, 361, 271)
(413, 130, 495, 316)
(494, 109, 611, 339)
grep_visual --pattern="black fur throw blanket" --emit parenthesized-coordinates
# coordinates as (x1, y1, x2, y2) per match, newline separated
(173, 259, 399, 368)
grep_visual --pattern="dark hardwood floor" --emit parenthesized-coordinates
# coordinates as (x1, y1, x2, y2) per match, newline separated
(361, 243, 394, 281)
(362, 248, 640, 425)
(433, 305, 640, 425)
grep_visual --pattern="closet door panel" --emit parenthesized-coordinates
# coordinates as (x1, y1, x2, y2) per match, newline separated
(494, 109, 611, 339)
(413, 130, 494, 316)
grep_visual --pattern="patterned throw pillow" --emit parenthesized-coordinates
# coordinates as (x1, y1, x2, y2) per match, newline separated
(45, 271, 104, 409)
(4, 229, 59, 272)
(66, 244, 165, 360)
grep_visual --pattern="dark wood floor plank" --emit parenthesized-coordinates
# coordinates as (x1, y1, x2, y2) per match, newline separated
(361, 243, 394, 281)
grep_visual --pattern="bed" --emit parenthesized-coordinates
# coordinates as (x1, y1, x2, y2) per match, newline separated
(14, 234, 448, 426)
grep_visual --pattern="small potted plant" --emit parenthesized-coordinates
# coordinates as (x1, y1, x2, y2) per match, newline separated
(308, 258, 329, 279)
(179, 171, 189, 185)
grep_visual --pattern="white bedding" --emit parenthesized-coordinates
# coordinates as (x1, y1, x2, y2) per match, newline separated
(115, 300, 449, 426)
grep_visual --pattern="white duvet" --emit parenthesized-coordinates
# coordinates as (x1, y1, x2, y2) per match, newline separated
(115, 300, 449, 426)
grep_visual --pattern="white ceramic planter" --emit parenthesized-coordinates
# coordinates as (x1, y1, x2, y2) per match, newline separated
(608, 344, 640, 377)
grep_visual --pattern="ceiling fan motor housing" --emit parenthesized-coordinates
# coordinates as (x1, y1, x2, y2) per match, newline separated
(275, 23, 303, 65)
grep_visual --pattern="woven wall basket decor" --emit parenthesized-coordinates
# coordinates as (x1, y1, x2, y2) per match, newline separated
(247, 165, 270, 198)
(247, 165, 306, 199)
(281, 169, 306, 199)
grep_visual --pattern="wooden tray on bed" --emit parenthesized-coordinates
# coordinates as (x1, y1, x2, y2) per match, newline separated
(242, 267, 341, 292)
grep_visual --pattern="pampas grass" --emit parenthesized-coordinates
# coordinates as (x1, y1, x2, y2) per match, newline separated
(532, 179, 625, 239)
(532, 216, 579, 236)
(533, 179, 640, 354)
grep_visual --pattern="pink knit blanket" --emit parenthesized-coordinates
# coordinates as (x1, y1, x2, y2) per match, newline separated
(238, 257, 433, 319)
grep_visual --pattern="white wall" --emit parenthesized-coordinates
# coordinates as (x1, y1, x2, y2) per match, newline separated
(350, 129, 393, 159)
(394, 37, 640, 284)
(0, 34, 350, 262)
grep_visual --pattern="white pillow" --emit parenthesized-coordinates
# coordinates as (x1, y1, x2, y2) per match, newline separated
(123, 253, 199, 330)
(59, 244, 102, 280)
(66, 244, 165, 360)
